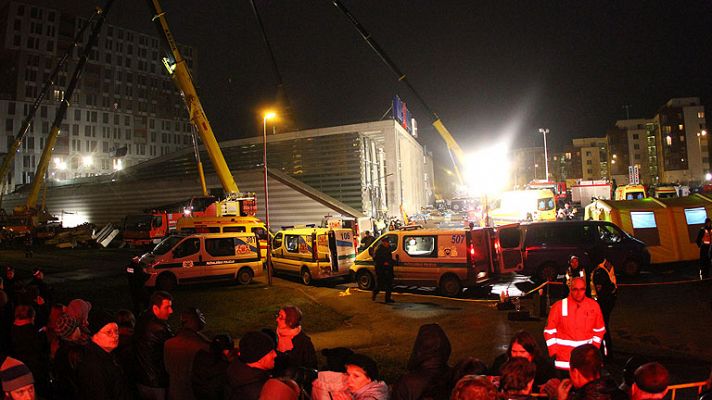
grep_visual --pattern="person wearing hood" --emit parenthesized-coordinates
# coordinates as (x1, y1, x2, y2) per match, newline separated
(51, 312, 87, 399)
(75, 309, 131, 400)
(226, 330, 278, 400)
(274, 305, 317, 377)
(332, 353, 389, 400)
(391, 323, 452, 400)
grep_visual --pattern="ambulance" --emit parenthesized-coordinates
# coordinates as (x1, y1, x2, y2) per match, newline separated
(271, 226, 356, 285)
(127, 232, 263, 291)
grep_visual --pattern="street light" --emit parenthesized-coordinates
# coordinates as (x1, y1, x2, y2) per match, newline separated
(263, 111, 276, 285)
(538, 128, 550, 181)
(534, 163, 539, 180)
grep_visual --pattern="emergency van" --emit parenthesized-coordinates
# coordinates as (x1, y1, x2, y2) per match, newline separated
(175, 215, 270, 258)
(270, 226, 355, 285)
(350, 226, 496, 297)
(614, 184, 647, 200)
(490, 189, 557, 225)
(127, 232, 263, 291)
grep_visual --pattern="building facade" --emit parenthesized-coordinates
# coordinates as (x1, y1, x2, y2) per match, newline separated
(0, 0, 194, 193)
(573, 137, 608, 180)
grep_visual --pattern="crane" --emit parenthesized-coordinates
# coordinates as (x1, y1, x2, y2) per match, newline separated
(329, 0, 466, 186)
(144, 0, 256, 218)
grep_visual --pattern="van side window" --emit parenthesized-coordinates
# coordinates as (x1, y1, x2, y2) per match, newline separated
(499, 228, 521, 248)
(224, 226, 246, 233)
(174, 238, 200, 258)
(153, 216, 163, 228)
(273, 232, 283, 249)
(285, 235, 301, 253)
(205, 238, 235, 257)
(404, 236, 436, 257)
(598, 225, 622, 244)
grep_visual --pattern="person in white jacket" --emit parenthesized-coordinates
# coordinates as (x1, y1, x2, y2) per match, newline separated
(324, 353, 389, 400)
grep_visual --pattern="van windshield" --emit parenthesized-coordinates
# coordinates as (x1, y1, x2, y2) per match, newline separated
(538, 198, 555, 211)
(152, 236, 184, 255)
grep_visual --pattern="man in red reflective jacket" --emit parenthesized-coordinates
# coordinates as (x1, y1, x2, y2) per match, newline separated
(543, 277, 605, 371)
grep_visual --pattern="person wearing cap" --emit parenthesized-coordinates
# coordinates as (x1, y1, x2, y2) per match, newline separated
(341, 353, 389, 400)
(564, 256, 587, 296)
(164, 308, 210, 400)
(191, 334, 234, 400)
(274, 305, 317, 377)
(134, 291, 174, 400)
(75, 309, 131, 400)
(631, 362, 669, 400)
(51, 312, 86, 398)
(0, 357, 36, 400)
(226, 330, 277, 400)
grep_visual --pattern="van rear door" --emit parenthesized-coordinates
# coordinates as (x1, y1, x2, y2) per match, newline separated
(495, 224, 523, 274)
(330, 229, 356, 272)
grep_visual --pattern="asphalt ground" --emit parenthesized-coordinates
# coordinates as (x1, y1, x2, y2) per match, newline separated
(1, 246, 711, 398)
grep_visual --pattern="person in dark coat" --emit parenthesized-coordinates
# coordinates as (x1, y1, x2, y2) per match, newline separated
(591, 259, 617, 359)
(75, 309, 131, 400)
(51, 312, 87, 400)
(164, 307, 210, 400)
(490, 330, 557, 390)
(550, 344, 626, 400)
(391, 323, 452, 400)
(500, 357, 537, 400)
(372, 237, 395, 303)
(274, 305, 317, 378)
(226, 330, 277, 400)
(191, 334, 234, 400)
(10, 304, 49, 397)
(696, 218, 712, 278)
(115, 309, 139, 400)
(134, 290, 174, 400)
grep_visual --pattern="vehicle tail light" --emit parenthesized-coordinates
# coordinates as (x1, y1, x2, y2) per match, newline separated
(469, 244, 475, 258)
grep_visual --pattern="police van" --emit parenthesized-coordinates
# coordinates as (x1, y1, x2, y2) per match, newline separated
(127, 232, 263, 291)
(350, 226, 494, 297)
(270, 226, 355, 285)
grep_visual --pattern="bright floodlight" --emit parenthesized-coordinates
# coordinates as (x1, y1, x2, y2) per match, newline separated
(706, 173, 712, 181)
(463, 143, 510, 196)
(82, 155, 93, 167)
(264, 111, 276, 121)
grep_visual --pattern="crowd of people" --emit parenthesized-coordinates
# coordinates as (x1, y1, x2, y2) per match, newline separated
(0, 263, 708, 400)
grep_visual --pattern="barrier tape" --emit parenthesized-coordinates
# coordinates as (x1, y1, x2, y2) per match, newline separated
(529, 381, 707, 399)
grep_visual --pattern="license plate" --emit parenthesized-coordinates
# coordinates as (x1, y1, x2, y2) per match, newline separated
(126, 267, 134, 273)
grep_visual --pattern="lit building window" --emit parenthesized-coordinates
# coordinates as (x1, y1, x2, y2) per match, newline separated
(679, 124, 684, 130)
(699, 112, 705, 119)
(666, 136, 672, 146)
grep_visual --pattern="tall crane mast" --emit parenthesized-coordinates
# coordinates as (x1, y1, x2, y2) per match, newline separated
(145, 0, 242, 201)
(21, 0, 115, 214)
(329, 0, 466, 186)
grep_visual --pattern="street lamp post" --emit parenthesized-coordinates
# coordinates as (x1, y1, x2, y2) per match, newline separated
(263, 111, 276, 285)
(538, 128, 550, 181)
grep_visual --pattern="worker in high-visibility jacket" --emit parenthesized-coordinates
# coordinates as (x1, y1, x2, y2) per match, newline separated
(543, 277, 605, 371)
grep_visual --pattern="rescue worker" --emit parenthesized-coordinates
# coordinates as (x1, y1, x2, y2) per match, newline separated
(696, 218, 712, 278)
(591, 258, 617, 359)
(360, 231, 375, 252)
(543, 277, 605, 372)
(565, 256, 587, 296)
(371, 237, 395, 303)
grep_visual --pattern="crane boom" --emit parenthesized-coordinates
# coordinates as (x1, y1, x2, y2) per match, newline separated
(0, 9, 100, 201)
(24, 0, 115, 211)
(145, 0, 239, 196)
(329, 0, 465, 184)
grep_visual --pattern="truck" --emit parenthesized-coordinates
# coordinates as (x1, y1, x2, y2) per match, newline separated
(525, 180, 568, 206)
(571, 180, 612, 208)
(489, 189, 557, 225)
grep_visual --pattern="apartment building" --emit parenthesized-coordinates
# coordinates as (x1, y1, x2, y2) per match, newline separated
(653, 97, 707, 183)
(573, 137, 608, 180)
(0, 1, 194, 193)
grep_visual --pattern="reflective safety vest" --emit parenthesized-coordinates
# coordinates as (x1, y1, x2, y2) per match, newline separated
(565, 267, 586, 288)
(590, 262, 617, 299)
(543, 297, 606, 370)
(704, 230, 712, 245)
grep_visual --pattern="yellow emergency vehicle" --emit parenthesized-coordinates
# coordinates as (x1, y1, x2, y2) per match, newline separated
(175, 216, 270, 258)
(271, 226, 356, 285)
(489, 189, 556, 225)
(614, 184, 647, 200)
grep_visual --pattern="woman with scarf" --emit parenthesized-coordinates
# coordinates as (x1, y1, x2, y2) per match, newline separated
(273, 305, 317, 379)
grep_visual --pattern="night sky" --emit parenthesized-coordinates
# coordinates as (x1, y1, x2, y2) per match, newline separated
(57, 1, 712, 161)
